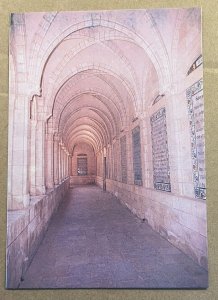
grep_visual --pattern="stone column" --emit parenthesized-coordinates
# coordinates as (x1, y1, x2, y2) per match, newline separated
(58, 143, 62, 184)
(45, 132, 54, 189)
(29, 118, 37, 196)
(68, 154, 72, 176)
(53, 135, 59, 186)
(35, 119, 46, 195)
(8, 94, 30, 209)
(61, 146, 64, 182)
(8, 14, 30, 209)
(29, 96, 46, 196)
(65, 151, 67, 178)
(66, 152, 68, 178)
(61, 147, 64, 181)
(64, 150, 66, 179)
(107, 145, 111, 179)
(67, 154, 69, 177)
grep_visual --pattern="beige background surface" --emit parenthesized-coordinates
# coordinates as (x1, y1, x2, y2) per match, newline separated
(0, 0, 217, 299)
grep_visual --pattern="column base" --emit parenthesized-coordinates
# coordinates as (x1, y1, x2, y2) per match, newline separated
(8, 193, 30, 210)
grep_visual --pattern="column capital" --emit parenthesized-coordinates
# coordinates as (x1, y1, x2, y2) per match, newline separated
(46, 132, 54, 141)
(54, 133, 60, 141)
(28, 84, 42, 100)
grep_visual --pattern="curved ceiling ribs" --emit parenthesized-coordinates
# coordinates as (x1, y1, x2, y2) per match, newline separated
(29, 10, 170, 155)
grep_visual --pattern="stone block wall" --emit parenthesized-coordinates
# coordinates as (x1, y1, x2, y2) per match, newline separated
(6, 178, 69, 288)
(105, 178, 207, 270)
(70, 175, 95, 186)
(96, 176, 104, 189)
(99, 64, 208, 270)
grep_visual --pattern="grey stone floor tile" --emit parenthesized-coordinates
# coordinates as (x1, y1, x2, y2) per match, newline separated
(19, 185, 208, 289)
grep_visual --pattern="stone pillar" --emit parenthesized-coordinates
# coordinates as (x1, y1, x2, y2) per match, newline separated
(45, 132, 54, 189)
(61, 145, 64, 182)
(65, 151, 67, 178)
(65, 151, 68, 178)
(58, 143, 62, 184)
(29, 118, 37, 196)
(28, 94, 46, 196)
(35, 119, 46, 195)
(140, 116, 150, 188)
(61, 147, 64, 181)
(68, 154, 72, 176)
(54, 135, 59, 186)
(67, 154, 69, 177)
(107, 145, 111, 179)
(103, 147, 106, 191)
(126, 129, 134, 185)
(165, 89, 195, 197)
(67, 153, 69, 177)
(8, 94, 30, 209)
(64, 150, 66, 179)
(8, 14, 30, 209)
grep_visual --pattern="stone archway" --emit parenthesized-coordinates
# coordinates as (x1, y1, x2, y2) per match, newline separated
(7, 8, 207, 288)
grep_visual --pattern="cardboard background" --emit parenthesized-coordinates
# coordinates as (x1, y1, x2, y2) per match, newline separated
(0, 0, 217, 299)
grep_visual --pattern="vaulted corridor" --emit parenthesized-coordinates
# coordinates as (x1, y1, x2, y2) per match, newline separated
(7, 8, 208, 289)
(20, 185, 207, 289)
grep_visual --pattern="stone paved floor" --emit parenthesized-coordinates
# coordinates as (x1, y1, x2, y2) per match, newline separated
(20, 185, 208, 289)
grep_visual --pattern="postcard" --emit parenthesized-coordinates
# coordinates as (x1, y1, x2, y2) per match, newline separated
(6, 8, 208, 289)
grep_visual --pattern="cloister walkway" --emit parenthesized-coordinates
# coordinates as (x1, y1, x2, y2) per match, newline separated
(20, 185, 208, 289)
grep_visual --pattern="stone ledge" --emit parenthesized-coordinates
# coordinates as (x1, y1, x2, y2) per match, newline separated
(6, 178, 70, 288)
(105, 178, 208, 270)
(70, 175, 95, 186)
(7, 210, 29, 247)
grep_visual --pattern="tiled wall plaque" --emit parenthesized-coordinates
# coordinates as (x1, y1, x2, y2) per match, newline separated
(150, 107, 171, 192)
(132, 126, 142, 186)
(120, 135, 127, 183)
(186, 79, 206, 199)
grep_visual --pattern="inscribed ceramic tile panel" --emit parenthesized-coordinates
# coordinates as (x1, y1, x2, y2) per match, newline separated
(186, 79, 206, 199)
(150, 107, 171, 192)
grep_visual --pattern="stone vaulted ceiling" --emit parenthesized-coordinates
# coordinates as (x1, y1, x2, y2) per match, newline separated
(12, 9, 200, 154)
